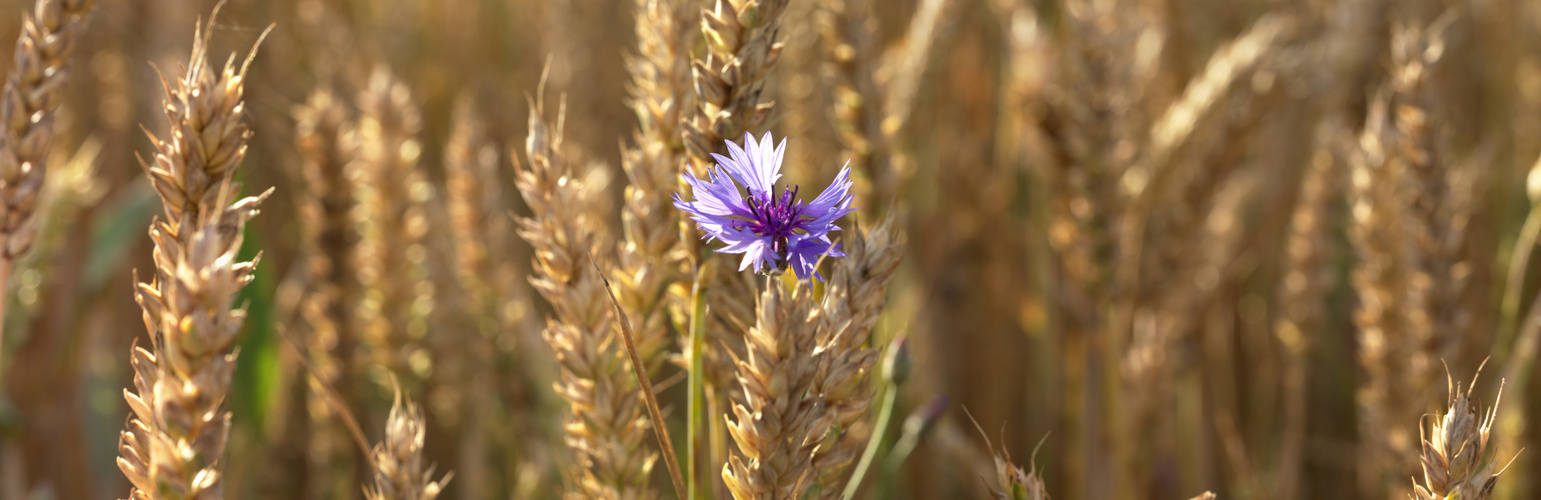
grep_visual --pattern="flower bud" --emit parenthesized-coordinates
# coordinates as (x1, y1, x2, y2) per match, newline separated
(883, 336, 911, 385)
(901, 394, 949, 439)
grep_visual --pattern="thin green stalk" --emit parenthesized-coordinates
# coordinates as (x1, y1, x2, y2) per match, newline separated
(687, 270, 707, 500)
(877, 410, 918, 500)
(1497, 203, 1541, 361)
(884, 423, 921, 474)
(841, 383, 898, 500)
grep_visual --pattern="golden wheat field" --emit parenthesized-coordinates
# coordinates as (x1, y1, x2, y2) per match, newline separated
(2, 0, 1541, 498)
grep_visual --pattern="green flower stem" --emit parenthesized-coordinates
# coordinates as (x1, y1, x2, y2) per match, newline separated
(687, 272, 707, 500)
(841, 382, 898, 500)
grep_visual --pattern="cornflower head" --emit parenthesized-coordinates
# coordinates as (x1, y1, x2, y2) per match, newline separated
(674, 132, 856, 280)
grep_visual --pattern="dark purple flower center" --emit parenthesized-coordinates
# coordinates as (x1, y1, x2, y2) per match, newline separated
(739, 184, 805, 255)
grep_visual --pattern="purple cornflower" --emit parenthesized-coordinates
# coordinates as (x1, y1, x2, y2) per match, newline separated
(673, 132, 857, 281)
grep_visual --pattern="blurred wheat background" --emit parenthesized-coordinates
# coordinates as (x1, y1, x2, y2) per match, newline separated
(0, 0, 1538, 498)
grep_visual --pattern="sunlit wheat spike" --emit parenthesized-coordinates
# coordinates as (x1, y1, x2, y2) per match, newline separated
(1390, 19, 1475, 437)
(365, 390, 451, 500)
(1352, 93, 1425, 491)
(722, 280, 840, 500)
(1412, 368, 1510, 500)
(619, 0, 695, 379)
(514, 91, 656, 499)
(118, 9, 268, 499)
(680, 0, 791, 172)
(811, 214, 904, 493)
(445, 95, 513, 322)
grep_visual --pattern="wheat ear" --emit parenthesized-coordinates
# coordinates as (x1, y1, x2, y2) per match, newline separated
(967, 413, 1050, 500)
(680, 0, 791, 171)
(722, 279, 842, 499)
(350, 68, 433, 387)
(0, 0, 96, 262)
(1412, 368, 1510, 500)
(811, 214, 903, 492)
(1391, 19, 1471, 398)
(817, 0, 881, 198)
(1351, 94, 1424, 490)
(515, 93, 656, 499)
(618, 0, 694, 379)
(365, 389, 451, 500)
(117, 11, 269, 499)
(295, 88, 366, 497)
(445, 95, 516, 333)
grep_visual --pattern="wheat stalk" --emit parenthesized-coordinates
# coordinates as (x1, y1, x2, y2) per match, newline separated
(365, 390, 451, 500)
(1391, 18, 1471, 396)
(445, 96, 513, 333)
(514, 93, 656, 499)
(0, 0, 96, 262)
(295, 88, 366, 498)
(1270, 121, 1346, 500)
(117, 12, 268, 499)
(1351, 94, 1426, 492)
(722, 278, 838, 499)
(350, 68, 433, 389)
